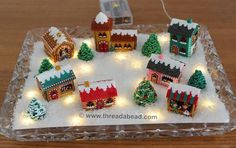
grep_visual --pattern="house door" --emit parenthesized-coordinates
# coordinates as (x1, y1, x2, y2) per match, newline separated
(96, 100, 105, 109)
(171, 45, 179, 55)
(59, 48, 69, 61)
(99, 41, 108, 52)
(151, 73, 158, 83)
(50, 90, 59, 100)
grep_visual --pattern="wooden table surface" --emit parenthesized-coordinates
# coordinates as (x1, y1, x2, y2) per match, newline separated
(0, 0, 236, 147)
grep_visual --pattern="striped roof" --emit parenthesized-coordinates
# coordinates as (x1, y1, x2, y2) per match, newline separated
(166, 83, 200, 105)
(36, 65, 76, 90)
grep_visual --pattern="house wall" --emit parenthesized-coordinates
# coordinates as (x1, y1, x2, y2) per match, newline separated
(82, 97, 116, 110)
(147, 69, 178, 87)
(111, 41, 135, 51)
(169, 33, 191, 57)
(43, 80, 75, 101)
(94, 31, 111, 52)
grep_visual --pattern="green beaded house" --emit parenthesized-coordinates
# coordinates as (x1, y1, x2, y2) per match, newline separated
(168, 18, 200, 57)
(36, 64, 76, 101)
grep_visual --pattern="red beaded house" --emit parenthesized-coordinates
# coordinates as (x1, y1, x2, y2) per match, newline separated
(146, 54, 185, 87)
(78, 79, 118, 110)
(166, 83, 200, 117)
(91, 12, 137, 52)
(42, 27, 75, 62)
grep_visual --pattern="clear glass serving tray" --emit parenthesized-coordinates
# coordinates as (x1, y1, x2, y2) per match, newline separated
(0, 25, 235, 141)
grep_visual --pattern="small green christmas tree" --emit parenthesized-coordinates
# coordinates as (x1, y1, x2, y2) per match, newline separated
(110, 45, 115, 51)
(27, 98, 47, 120)
(133, 79, 157, 106)
(188, 70, 206, 89)
(38, 58, 54, 74)
(142, 33, 162, 57)
(78, 42, 94, 61)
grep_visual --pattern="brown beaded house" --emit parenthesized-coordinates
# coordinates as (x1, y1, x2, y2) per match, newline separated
(91, 12, 137, 52)
(42, 27, 75, 62)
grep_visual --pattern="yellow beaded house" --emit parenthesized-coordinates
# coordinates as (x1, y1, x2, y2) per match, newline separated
(42, 27, 75, 62)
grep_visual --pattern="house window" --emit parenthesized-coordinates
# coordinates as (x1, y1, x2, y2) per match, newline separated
(98, 33, 103, 38)
(61, 83, 73, 94)
(179, 48, 186, 54)
(119, 44, 122, 49)
(180, 37, 187, 44)
(128, 44, 132, 49)
(87, 101, 94, 107)
(106, 98, 113, 104)
(102, 32, 107, 38)
(124, 44, 127, 49)
(172, 35, 178, 42)
(162, 76, 173, 84)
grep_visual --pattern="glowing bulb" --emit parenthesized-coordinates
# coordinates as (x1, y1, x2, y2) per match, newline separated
(146, 110, 159, 121)
(73, 50, 79, 59)
(26, 90, 39, 99)
(115, 53, 127, 61)
(79, 63, 93, 75)
(133, 78, 144, 89)
(63, 95, 75, 105)
(48, 58, 55, 65)
(194, 64, 207, 74)
(159, 34, 169, 43)
(116, 96, 129, 107)
(70, 115, 83, 126)
(131, 59, 143, 69)
(20, 113, 35, 126)
(202, 100, 215, 110)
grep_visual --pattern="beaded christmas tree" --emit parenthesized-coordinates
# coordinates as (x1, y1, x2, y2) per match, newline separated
(133, 79, 158, 106)
(77, 42, 94, 61)
(27, 98, 47, 120)
(188, 70, 207, 89)
(142, 33, 162, 57)
(38, 58, 54, 74)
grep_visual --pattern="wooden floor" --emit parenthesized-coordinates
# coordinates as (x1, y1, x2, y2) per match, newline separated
(0, 0, 236, 147)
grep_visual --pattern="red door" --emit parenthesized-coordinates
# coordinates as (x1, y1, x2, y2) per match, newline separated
(50, 90, 59, 100)
(99, 41, 108, 52)
(96, 100, 104, 109)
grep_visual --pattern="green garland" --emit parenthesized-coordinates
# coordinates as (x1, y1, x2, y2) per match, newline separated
(133, 80, 157, 106)
(78, 42, 94, 61)
(142, 33, 162, 57)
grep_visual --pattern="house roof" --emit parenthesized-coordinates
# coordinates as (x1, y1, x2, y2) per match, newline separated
(168, 18, 199, 37)
(42, 27, 72, 49)
(78, 79, 118, 102)
(36, 65, 76, 90)
(91, 12, 113, 31)
(166, 83, 200, 105)
(111, 29, 137, 42)
(146, 54, 185, 78)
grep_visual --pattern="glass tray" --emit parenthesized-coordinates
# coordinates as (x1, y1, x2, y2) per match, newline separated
(0, 25, 236, 141)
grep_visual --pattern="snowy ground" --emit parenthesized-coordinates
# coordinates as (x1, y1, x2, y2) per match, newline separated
(13, 33, 229, 130)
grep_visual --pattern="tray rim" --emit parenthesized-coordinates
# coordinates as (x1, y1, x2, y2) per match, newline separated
(1, 25, 236, 141)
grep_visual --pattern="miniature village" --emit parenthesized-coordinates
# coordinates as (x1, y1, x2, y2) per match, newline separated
(13, 12, 229, 129)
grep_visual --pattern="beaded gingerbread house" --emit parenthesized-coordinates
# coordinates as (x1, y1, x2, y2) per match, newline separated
(36, 65, 76, 101)
(91, 12, 137, 52)
(42, 27, 75, 62)
(78, 79, 118, 110)
(166, 83, 201, 117)
(146, 54, 185, 87)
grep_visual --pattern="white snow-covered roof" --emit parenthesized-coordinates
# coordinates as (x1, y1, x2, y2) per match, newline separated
(95, 12, 109, 24)
(48, 27, 67, 44)
(170, 18, 198, 30)
(169, 83, 200, 97)
(150, 54, 185, 69)
(78, 79, 116, 93)
(111, 29, 137, 36)
(36, 64, 74, 84)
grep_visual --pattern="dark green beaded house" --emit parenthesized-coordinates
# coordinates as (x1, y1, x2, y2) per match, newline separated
(36, 64, 76, 101)
(168, 18, 200, 57)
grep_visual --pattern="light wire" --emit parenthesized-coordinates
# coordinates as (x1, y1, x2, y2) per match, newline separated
(160, 0, 172, 20)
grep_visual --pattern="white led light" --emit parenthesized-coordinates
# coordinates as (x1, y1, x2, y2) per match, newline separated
(131, 59, 143, 69)
(114, 53, 127, 61)
(194, 64, 207, 74)
(20, 112, 35, 126)
(116, 96, 129, 107)
(63, 95, 75, 105)
(79, 63, 93, 75)
(26, 90, 39, 99)
(70, 115, 83, 126)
